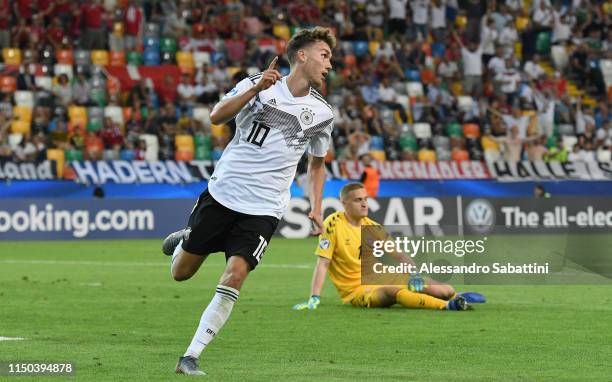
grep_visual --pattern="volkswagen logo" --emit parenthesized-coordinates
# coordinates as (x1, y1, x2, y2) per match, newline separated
(465, 199, 495, 233)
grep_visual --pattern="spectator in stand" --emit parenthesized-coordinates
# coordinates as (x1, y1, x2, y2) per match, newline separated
(359, 153, 380, 197)
(527, 136, 547, 161)
(124, 0, 144, 51)
(0, 0, 11, 49)
(98, 117, 124, 159)
(437, 53, 459, 81)
(53, 74, 73, 107)
(378, 76, 408, 123)
(176, 73, 196, 108)
(17, 64, 38, 91)
(72, 72, 91, 106)
(431, 0, 447, 42)
(81, 0, 106, 50)
(388, 0, 409, 37)
(459, 0, 487, 42)
(194, 71, 220, 105)
(454, 30, 484, 96)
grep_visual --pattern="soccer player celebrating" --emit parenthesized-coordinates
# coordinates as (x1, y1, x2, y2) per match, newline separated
(161, 27, 336, 375)
(293, 183, 485, 311)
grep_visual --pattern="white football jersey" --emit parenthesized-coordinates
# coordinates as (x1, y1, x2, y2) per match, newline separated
(208, 73, 334, 219)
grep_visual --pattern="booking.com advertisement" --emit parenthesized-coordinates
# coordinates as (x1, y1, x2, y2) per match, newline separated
(1, 197, 612, 242)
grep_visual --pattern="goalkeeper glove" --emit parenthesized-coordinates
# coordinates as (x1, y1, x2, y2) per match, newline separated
(408, 272, 425, 292)
(292, 295, 321, 310)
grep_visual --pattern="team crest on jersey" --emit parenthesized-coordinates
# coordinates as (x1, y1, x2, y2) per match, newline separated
(300, 108, 314, 125)
(319, 238, 330, 249)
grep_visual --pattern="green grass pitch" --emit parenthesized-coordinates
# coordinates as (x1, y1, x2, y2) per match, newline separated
(0, 239, 610, 381)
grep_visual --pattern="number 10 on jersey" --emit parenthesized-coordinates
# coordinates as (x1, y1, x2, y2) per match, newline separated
(246, 121, 270, 147)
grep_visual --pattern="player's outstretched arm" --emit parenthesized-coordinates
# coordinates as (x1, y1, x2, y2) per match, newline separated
(292, 256, 330, 310)
(210, 56, 282, 125)
(307, 155, 326, 236)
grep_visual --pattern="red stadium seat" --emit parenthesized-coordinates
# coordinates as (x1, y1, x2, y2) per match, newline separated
(175, 150, 194, 161)
(109, 51, 126, 66)
(0, 76, 17, 93)
(451, 149, 470, 161)
(56, 49, 74, 65)
(463, 124, 480, 138)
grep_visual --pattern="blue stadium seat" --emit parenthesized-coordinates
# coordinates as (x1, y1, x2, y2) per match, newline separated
(352, 41, 368, 58)
(406, 69, 421, 81)
(144, 37, 160, 51)
(211, 52, 225, 65)
(212, 149, 224, 161)
(143, 49, 161, 66)
(120, 149, 135, 161)
(370, 135, 385, 150)
(432, 43, 446, 58)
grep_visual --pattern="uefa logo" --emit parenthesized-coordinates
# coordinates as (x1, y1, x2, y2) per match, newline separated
(465, 199, 495, 234)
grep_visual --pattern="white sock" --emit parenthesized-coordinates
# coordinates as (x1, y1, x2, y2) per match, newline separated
(184, 285, 239, 359)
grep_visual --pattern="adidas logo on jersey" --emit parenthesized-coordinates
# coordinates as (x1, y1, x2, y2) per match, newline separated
(267, 98, 276, 106)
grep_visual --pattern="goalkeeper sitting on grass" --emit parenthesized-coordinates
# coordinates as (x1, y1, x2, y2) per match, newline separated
(293, 182, 485, 311)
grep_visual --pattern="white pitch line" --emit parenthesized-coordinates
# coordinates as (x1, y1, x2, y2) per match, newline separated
(0, 259, 311, 269)
(0, 337, 26, 341)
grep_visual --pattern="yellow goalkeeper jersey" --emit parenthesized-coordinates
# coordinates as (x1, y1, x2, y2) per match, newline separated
(314, 211, 379, 303)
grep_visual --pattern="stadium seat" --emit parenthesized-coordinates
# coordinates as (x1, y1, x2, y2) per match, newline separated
(0, 75, 17, 92)
(211, 124, 228, 139)
(515, 17, 529, 31)
(452, 149, 470, 161)
(211, 51, 226, 64)
(433, 135, 451, 150)
(65, 149, 84, 161)
(74, 50, 91, 66)
(193, 52, 211, 68)
(406, 69, 421, 81)
(273, 24, 291, 41)
(46, 149, 65, 177)
(161, 51, 176, 65)
(109, 51, 126, 66)
(463, 123, 480, 138)
(120, 149, 135, 161)
(369, 150, 386, 161)
(56, 49, 74, 65)
(144, 22, 160, 37)
(14, 91, 34, 107)
(435, 147, 451, 161)
(13, 106, 32, 122)
(112, 21, 124, 36)
(126, 51, 142, 66)
(352, 41, 368, 58)
(160, 37, 178, 53)
(143, 49, 161, 66)
(2, 48, 22, 65)
(87, 118, 103, 132)
(91, 50, 110, 66)
(406, 82, 424, 97)
(536, 32, 551, 54)
(418, 149, 437, 162)
(33, 76, 52, 92)
(368, 41, 380, 56)
(414, 123, 432, 139)
(176, 51, 194, 69)
(195, 145, 211, 160)
(175, 150, 194, 161)
(344, 54, 357, 67)
(481, 135, 499, 151)
(10, 120, 31, 135)
(446, 123, 463, 137)
(562, 135, 578, 151)
(68, 106, 88, 126)
(455, 15, 467, 28)
(144, 36, 160, 50)
(514, 42, 522, 60)
(104, 106, 124, 126)
(400, 134, 418, 152)
(54, 64, 74, 79)
(370, 136, 384, 150)
(175, 134, 194, 151)
(420, 69, 435, 84)
(431, 43, 445, 58)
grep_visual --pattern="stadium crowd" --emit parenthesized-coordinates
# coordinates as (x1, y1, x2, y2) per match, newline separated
(0, 0, 611, 172)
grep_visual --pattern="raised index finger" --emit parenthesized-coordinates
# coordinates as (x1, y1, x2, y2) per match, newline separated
(267, 56, 278, 70)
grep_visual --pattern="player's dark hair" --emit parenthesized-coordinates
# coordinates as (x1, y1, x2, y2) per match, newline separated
(340, 182, 365, 201)
(286, 27, 336, 65)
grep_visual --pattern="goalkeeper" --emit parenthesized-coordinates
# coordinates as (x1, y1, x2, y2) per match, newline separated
(293, 182, 484, 311)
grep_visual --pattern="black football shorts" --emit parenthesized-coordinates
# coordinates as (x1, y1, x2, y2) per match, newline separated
(181, 189, 279, 269)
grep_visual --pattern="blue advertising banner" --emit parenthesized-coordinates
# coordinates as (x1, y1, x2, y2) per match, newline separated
(0, 199, 193, 240)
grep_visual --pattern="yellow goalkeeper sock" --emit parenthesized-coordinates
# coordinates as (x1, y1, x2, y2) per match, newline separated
(395, 289, 448, 310)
